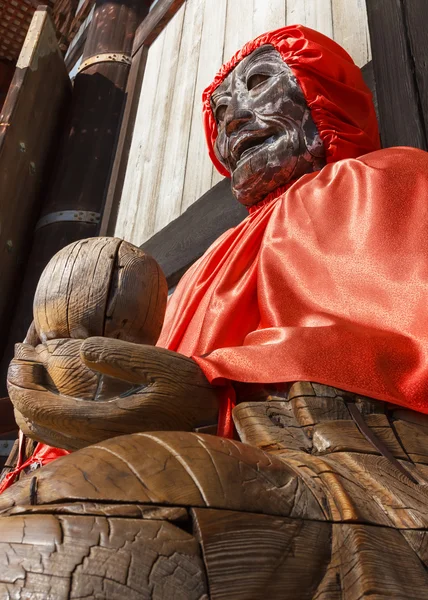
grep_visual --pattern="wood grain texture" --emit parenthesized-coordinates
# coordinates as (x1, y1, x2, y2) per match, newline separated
(0, 514, 208, 599)
(234, 383, 428, 529)
(181, 0, 227, 213)
(193, 507, 331, 600)
(0, 7, 71, 345)
(7, 338, 219, 449)
(332, 0, 371, 66)
(132, 0, 187, 54)
(315, 523, 428, 599)
(115, 27, 166, 244)
(366, 0, 426, 149)
(287, 0, 333, 38)
(154, 0, 205, 234)
(0, 431, 323, 521)
(402, 0, 428, 144)
(33, 237, 166, 345)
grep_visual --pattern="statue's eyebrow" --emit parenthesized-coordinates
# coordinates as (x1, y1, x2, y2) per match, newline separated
(211, 80, 231, 106)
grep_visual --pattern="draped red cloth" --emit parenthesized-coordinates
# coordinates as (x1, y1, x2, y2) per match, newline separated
(159, 26, 428, 433)
(159, 147, 428, 423)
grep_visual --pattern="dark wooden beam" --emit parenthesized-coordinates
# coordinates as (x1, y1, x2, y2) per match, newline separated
(365, 0, 427, 149)
(0, 7, 71, 344)
(141, 178, 247, 288)
(401, 0, 428, 143)
(132, 0, 186, 56)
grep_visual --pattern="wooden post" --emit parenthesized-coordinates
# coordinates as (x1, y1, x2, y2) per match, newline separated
(365, 0, 427, 150)
(1, 0, 151, 385)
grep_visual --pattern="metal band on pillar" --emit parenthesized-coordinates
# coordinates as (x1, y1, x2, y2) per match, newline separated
(77, 53, 132, 74)
(35, 211, 101, 231)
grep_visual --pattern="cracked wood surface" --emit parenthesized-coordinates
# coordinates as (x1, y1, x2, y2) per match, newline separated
(0, 514, 208, 599)
(1, 381, 428, 598)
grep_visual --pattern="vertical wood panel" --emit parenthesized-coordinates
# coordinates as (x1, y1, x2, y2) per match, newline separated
(252, 0, 286, 37)
(181, 0, 227, 213)
(115, 29, 166, 242)
(332, 0, 371, 66)
(130, 6, 185, 243)
(211, 0, 255, 187)
(287, 0, 333, 38)
(154, 0, 204, 232)
(402, 0, 428, 141)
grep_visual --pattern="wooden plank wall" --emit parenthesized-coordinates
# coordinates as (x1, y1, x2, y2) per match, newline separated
(115, 0, 372, 246)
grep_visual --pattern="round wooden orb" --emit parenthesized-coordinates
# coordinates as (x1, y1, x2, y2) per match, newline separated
(34, 237, 168, 345)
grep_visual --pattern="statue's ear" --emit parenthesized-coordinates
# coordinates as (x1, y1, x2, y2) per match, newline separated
(302, 109, 325, 158)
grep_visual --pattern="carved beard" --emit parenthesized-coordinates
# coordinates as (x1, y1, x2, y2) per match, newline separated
(227, 108, 326, 206)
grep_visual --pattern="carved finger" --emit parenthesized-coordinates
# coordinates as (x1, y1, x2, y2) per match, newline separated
(14, 343, 40, 363)
(8, 374, 219, 450)
(81, 337, 213, 389)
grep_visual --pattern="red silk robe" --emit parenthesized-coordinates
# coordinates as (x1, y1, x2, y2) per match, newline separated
(159, 147, 428, 432)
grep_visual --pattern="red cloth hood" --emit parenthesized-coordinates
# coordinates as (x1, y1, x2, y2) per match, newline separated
(203, 25, 380, 177)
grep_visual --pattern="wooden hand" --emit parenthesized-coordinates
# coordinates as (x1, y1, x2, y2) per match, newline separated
(7, 337, 219, 451)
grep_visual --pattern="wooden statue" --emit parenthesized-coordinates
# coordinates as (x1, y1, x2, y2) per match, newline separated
(2, 26, 428, 599)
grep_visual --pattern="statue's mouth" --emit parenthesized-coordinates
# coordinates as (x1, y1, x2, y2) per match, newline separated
(232, 130, 277, 166)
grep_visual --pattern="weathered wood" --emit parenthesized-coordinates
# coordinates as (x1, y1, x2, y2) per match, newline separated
(233, 401, 312, 453)
(315, 523, 428, 599)
(192, 507, 331, 600)
(2, 0, 151, 374)
(132, 0, 187, 55)
(0, 7, 71, 345)
(33, 238, 167, 345)
(154, 0, 205, 235)
(8, 338, 219, 449)
(287, 0, 333, 39)
(252, 0, 286, 39)
(332, 0, 371, 67)
(64, 20, 89, 71)
(366, 0, 427, 149)
(7, 502, 188, 521)
(99, 44, 149, 236)
(402, 0, 428, 143)
(0, 431, 324, 521)
(0, 514, 208, 599)
(114, 27, 166, 242)
(141, 178, 247, 287)
(181, 0, 227, 213)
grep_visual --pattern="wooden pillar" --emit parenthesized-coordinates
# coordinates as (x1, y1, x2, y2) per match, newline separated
(1, 0, 151, 380)
(365, 0, 427, 150)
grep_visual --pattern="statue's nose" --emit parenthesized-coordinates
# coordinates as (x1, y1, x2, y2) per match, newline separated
(225, 107, 253, 136)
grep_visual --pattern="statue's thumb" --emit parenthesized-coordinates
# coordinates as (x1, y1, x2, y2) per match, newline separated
(80, 337, 205, 387)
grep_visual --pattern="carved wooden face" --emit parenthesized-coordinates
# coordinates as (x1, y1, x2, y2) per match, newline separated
(211, 45, 326, 206)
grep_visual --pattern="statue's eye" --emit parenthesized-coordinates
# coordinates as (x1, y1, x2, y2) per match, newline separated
(247, 73, 270, 91)
(215, 104, 228, 124)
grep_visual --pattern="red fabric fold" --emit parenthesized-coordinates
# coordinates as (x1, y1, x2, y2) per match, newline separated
(159, 147, 428, 425)
(0, 431, 69, 494)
